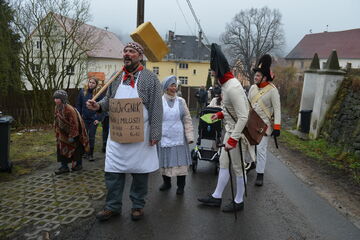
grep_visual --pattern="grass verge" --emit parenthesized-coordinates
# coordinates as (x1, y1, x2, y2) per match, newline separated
(0, 127, 56, 182)
(1, 125, 104, 182)
(280, 130, 360, 184)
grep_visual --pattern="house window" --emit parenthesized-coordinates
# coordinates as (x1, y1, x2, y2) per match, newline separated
(300, 61, 304, 69)
(179, 63, 188, 69)
(171, 68, 174, 74)
(153, 67, 159, 75)
(32, 64, 40, 73)
(179, 76, 188, 85)
(49, 64, 56, 76)
(36, 41, 42, 49)
(193, 69, 196, 75)
(66, 65, 75, 75)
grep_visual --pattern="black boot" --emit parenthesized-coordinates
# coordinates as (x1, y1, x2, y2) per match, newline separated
(159, 175, 171, 191)
(176, 176, 185, 195)
(89, 148, 94, 161)
(55, 166, 70, 175)
(255, 173, 264, 186)
(198, 194, 222, 207)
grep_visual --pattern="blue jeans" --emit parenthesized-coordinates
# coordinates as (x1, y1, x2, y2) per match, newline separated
(104, 172, 149, 213)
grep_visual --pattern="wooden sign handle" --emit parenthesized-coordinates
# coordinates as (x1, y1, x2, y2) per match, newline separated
(91, 71, 122, 101)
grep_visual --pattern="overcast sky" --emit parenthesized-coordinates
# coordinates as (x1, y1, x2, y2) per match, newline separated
(88, 0, 360, 55)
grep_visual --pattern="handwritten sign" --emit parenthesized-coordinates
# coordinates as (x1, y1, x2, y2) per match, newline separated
(109, 98, 144, 143)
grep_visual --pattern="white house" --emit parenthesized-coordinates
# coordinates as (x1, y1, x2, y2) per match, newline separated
(23, 13, 124, 90)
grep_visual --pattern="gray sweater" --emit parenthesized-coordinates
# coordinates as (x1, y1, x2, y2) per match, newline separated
(98, 69, 163, 141)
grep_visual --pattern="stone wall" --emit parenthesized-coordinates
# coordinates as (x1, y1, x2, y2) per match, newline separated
(321, 72, 360, 158)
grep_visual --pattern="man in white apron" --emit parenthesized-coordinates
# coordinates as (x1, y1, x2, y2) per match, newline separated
(86, 42, 163, 221)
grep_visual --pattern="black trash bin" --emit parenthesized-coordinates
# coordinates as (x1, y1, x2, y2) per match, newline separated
(299, 110, 312, 133)
(0, 115, 14, 173)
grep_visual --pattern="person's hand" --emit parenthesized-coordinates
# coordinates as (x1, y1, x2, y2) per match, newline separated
(68, 138, 75, 143)
(94, 120, 99, 125)
(224, 142, 235, 151)
(211, 114, 218, 121)
(149, 140, 159, 146)
(271, 129, 280, 137)
(86, 100, 100, 111)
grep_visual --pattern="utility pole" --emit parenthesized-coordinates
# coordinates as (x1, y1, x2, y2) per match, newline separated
(137, 0, 144, 27)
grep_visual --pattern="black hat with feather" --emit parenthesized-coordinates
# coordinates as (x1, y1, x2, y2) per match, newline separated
(253, 54, 274, 81)
(210, 43, 230, 79)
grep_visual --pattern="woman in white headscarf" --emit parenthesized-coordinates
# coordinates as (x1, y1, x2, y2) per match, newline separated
(157, 75, 194, 195)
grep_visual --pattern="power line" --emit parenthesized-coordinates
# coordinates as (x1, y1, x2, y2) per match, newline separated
(175, 0, 196, 36)
(185, 0, 211, 47)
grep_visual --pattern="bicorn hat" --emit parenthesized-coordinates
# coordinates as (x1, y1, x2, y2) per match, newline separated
(253, 54, 273, 81)
(210, 43, 230, 79)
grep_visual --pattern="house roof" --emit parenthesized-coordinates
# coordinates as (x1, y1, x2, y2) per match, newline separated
(165, 34, 210, 61)
(53, 13, 124, 59)
(286, 28, 360, 60)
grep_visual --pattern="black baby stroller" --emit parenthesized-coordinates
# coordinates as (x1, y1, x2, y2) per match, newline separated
(191, 107, 223, 174)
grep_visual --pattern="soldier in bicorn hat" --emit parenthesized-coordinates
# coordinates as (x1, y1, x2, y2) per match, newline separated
(248, 54, 281, 186)
(198, 43, 255, 213)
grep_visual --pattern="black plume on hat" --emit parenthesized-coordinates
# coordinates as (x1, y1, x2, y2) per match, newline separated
(210, 43, 230, 78)
(253, 54, 273, 81)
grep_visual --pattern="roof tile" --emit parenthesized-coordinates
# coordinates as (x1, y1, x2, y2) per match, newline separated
(286, 28, 360, 59)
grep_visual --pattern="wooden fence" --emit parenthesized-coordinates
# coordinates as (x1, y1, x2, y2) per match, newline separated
(0, 89, 79, 126)
(0, 86, 200, 127)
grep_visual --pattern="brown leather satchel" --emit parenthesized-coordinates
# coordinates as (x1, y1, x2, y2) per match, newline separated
(225, 106, 268, 145)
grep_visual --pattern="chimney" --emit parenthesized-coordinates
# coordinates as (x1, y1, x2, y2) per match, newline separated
(198, 30, 203, 47)
(168, 30, 174, 41)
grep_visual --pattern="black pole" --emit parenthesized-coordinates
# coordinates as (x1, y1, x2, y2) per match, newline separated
(227, 150, 237, 220)
(239, 141, 247, 197)
(137, 0, 144, 27)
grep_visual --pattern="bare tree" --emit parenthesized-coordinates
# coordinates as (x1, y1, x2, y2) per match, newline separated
(221, 7, 285, 84)
(11, 0, 102, 123)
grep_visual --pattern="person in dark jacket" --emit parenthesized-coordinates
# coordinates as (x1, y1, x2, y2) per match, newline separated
(195, 85, 208, 117)
(76, 77, 103, 161)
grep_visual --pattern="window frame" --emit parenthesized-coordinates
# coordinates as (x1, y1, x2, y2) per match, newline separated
(153, 66, 159, 75)
(178, 76, 188, 85)
(66, 65, 75, 75)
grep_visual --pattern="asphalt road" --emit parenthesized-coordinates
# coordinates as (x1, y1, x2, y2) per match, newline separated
(54, 147, 360, 240)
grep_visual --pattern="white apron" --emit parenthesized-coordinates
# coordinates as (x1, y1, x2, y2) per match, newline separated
(160, 96, 184, 147)
(105, 73, 159, 173)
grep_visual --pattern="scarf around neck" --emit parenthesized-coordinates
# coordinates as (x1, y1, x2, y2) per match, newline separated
(257, 81, 270, 88)
(122, 64, 144, 88)
(219, 71, 234, 85)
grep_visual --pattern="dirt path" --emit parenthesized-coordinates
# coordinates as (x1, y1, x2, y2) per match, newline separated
(268, 140, 360, 229)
